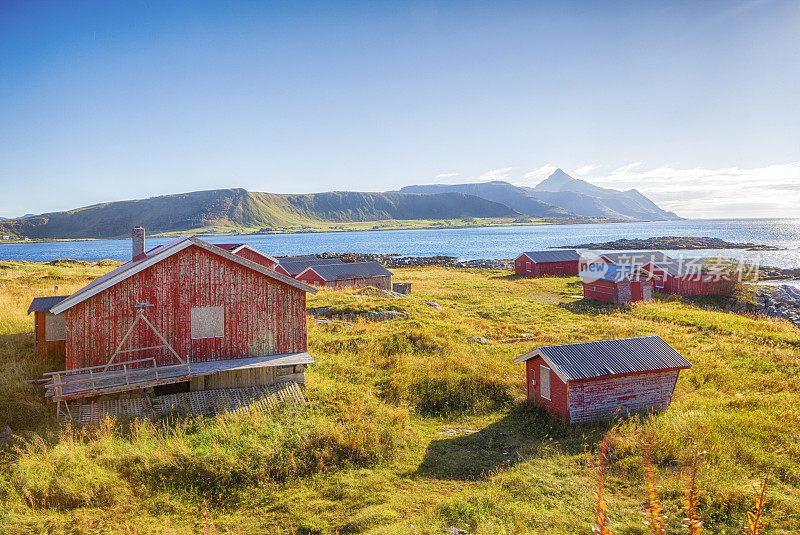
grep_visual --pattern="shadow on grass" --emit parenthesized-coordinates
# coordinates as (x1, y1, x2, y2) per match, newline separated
(415, 402, 612, 481)
(559, 298, 631, 316)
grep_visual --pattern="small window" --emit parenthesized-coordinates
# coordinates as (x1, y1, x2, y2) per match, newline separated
(45, 313, 66, 341)
(526, 261, 532, 272)
(191, 306, 224, 339)
(276, 365, 295, 376)
(540, 365, 551, 401)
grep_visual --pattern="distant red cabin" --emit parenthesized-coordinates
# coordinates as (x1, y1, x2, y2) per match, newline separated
(579, 263, 654, 304)
(275, 257, 345, 278)
(514, 336, 691, 423)
(296, 262, 393, 290)
(600, 252, 733, 296)
(515, 250, 584, 277)
(214, 243, 278, 270)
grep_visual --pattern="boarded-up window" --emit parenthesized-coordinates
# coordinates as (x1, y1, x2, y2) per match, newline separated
(540, 365, 551, 400)
(191, 306, 224, 339)
(45, 313, 66, 341)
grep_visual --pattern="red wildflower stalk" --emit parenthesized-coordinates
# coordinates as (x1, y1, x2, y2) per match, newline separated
(593, 437, 614, 535)
(744, 476, 769, 535)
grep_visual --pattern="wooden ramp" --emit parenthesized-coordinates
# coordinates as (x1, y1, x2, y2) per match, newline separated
(60, 381, 306, 425)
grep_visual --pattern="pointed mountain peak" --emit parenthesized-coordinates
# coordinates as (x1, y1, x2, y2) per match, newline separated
(548, 168, 574, 181)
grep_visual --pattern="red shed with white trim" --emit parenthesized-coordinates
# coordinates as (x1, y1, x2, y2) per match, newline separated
(514, 250, 584, 276)
(42, 229, 318, 421)
(514, 336, 691, 423)
(214, 243, 278, 269)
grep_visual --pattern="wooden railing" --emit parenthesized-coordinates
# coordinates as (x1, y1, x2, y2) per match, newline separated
(44, 357, 192, 400)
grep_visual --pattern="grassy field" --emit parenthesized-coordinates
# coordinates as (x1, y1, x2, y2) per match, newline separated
(1, 261, 799, 533)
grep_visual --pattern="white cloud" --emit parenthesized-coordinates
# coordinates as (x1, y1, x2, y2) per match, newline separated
(522, 164, 558, 181)
(574, 164, 600, 176)
(580, 162, 800, 218)
(435, 172, 458, 179)
(478, 167, 513, 181)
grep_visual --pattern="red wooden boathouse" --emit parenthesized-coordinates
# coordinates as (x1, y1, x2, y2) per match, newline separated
(39, 228, 317, 422)
(514, 250, 584, 276)
(296, 261, 393, 290)
(579, 263, 654, 304)
(601, 252, 733, 296)
(514, 336, 691, 423)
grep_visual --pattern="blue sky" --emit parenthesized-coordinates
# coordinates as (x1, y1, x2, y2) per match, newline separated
(1, 0, 799, 218)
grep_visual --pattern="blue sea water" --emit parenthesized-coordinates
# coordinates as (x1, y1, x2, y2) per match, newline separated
(2, 218, 800, 269)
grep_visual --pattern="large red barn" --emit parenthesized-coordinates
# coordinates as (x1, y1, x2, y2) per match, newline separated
(514, 250, 584, 276)
(38, 229, 317, 422)
(514, 336, 691, 423)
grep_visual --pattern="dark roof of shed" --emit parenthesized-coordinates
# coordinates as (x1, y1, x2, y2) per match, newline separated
(302, 261, 392, 281)
(601, 252, 709, 278)
(520, 250, 581, 263)
(514, 335, 691, 382)
(579, 263, 649, 283)
(27, 295, 70, 314)
(277, 257, 344, 276)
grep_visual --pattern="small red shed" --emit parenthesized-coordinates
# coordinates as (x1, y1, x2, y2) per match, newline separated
(296, 262, 393, 290)
(514, 250, 584, 276)
(579, 263, 654, 304)
(275, 256, 344, 278)
(214, 243, 278, 269)
(27, 296, 69, 356)
(514, 336, 691, 423)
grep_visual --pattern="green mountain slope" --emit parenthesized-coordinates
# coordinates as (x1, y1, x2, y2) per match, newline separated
(0, 189, 520, 239)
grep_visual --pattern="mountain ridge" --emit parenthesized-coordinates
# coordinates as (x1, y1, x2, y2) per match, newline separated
(0, 189, 521, 239)
(403, 169, 680, 221)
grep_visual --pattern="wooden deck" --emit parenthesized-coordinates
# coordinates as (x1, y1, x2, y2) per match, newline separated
(45, 352, 314, 402)
(59, 381, 307, 424)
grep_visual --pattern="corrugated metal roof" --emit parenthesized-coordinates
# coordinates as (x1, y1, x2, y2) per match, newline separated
(27, 295, 70, 314)
(514, 335, 691, 382)
(601, 252, 711, 278)
(521, 250, 581, 263)
(277, 257, 344, 276)
(579, 263, 648, 282)
(304, 261, 392, 281)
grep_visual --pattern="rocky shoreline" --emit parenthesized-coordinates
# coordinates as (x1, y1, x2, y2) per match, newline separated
(725, 284, 800, 328)
(556, 236, 780, 251)
(316, 252, 513, 270)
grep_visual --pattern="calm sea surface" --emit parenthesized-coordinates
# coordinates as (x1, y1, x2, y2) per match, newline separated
(2, 218, 800, 269)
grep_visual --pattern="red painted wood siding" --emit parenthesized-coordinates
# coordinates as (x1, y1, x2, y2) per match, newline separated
(583, 280, 617, 302)
(525, 356, 569, 420)
(34, 312, 66, 357)
(582, 279, 653, 303)
(296, 270, 391, 290)
(234, 248, 276, 269)
(514, 255, 581, 276)
(64, 244, 307, 370)
(567, 370, 680, 423)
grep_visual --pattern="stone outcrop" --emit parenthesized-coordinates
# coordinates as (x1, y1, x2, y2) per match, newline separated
(558, 236, 779, 251)
(725, 284, 800, 328)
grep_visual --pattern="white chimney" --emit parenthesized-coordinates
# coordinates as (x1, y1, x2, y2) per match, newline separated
(132, 227, 145, 259)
